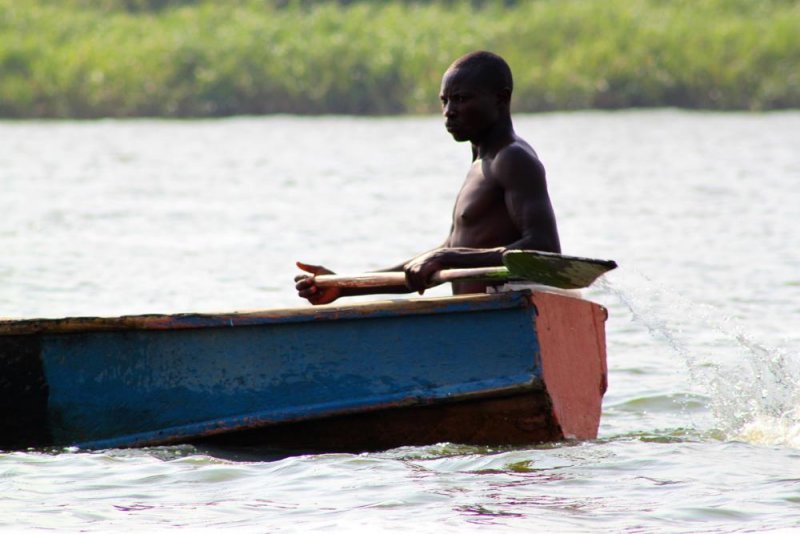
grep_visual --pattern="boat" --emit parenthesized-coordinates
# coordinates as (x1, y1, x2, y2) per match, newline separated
(0, 289, 608, 452)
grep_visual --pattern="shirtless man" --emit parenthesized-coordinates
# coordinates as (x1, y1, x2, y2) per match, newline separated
(295, 51, 560, 304)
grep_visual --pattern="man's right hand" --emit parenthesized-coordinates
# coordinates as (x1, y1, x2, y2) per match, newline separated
(294, 262, 342, 305)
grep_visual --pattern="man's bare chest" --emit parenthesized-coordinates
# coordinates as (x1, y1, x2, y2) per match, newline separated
(453, 163, 505, 225)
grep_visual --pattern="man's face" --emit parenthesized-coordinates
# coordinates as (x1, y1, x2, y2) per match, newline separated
(439, 67, 501, 143)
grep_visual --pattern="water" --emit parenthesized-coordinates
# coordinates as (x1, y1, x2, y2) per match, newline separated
(2, 110, 799, 532)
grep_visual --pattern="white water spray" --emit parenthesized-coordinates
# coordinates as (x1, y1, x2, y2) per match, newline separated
(598, 268, 800, 447)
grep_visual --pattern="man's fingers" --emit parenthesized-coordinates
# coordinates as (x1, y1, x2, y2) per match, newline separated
(298, 286, 319, 298)
(297, 279, 322, 296)
(296, 261, 335, 275)
(404, 261, 440, 293)
(295, 274, 316, 288)
(296, 282, 312, 293)
(404, 270, 425, 292)
(296, 261, 322, 274)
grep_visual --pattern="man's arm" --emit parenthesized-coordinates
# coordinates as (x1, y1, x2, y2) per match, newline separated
(295, 238, 453, 304)
(494, 143, 561, 253)
(404, 145, 560, 291)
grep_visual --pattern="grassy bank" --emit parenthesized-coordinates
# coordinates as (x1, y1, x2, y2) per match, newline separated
(1, 0, 798, 118)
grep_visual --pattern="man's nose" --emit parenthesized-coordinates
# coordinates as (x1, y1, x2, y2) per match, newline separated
(443, 102, 456, 117)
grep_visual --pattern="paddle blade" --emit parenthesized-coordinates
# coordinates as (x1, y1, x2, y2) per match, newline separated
(502, 250, 617, 289)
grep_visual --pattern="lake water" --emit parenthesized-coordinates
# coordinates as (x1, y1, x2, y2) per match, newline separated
(2, 110, 799, 532)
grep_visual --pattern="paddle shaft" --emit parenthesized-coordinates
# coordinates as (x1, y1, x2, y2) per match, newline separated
(314, 266, 509, 289)
(310, 250, 617, 291)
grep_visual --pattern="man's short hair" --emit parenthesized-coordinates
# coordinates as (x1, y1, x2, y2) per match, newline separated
(448, 51, 513, 95)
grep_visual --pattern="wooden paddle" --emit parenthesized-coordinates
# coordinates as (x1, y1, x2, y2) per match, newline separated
(313, 250, 617, 291)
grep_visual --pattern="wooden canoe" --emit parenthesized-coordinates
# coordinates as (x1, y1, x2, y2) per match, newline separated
(0, 290, 608, 452)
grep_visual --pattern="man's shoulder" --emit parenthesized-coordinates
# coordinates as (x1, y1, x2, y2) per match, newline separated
(491, 139, 544, 180)
(495, 139, 539, 161)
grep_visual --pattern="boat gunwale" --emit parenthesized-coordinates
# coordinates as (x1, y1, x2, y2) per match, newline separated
(0, 291, 533, 336)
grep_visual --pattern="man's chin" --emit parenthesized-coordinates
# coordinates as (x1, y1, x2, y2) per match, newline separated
(448, 130, 470, 142)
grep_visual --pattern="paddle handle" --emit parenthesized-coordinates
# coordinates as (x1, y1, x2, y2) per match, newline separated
(314, 266, 509, 289)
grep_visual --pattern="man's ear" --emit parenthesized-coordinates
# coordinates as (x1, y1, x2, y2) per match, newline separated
(496, 87, 511, 107)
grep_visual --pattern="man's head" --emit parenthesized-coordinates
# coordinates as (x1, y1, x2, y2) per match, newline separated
(447, 51, 513, 97)
(440, 51, 513, 143)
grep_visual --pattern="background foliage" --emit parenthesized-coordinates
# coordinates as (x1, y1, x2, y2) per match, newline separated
(1, 0, 798, 117)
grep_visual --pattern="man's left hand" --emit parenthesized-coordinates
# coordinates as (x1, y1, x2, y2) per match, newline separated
(403, 250, 448, 294)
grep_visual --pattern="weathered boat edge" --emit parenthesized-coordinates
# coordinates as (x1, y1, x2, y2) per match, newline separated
(0, 292, 530, 336)
(0, 290, 609, 452)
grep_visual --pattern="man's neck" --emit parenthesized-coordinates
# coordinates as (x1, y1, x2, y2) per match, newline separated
(471, 116, 514, 160)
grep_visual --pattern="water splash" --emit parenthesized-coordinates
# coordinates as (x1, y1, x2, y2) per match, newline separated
(598, 268, 800, 448)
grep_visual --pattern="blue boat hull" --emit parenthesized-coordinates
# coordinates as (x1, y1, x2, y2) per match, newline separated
(0, 291, 608, 451)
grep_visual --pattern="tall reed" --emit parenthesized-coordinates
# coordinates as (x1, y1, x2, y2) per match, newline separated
(1, 0, 797, 117)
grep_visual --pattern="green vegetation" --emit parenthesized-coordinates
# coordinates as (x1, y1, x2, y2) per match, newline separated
(1, 0, 798, 117)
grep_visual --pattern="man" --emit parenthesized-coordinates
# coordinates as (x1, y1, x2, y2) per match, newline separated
(296, 51, 560, 305)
